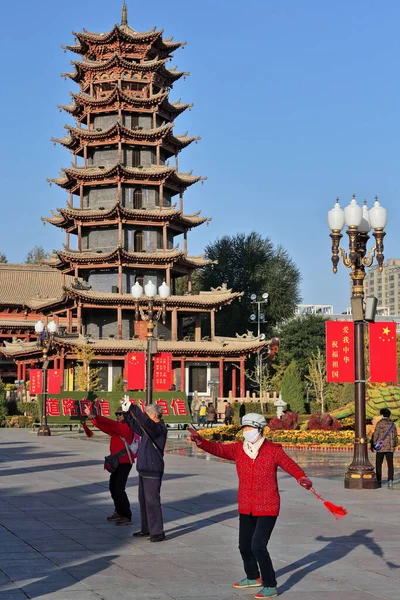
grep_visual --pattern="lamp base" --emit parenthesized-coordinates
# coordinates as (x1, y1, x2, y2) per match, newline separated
(344, 471, 379, 490)
(37, 426, 51, 437)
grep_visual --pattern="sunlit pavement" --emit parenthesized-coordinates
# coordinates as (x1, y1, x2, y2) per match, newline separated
(0, 428, 399, 600)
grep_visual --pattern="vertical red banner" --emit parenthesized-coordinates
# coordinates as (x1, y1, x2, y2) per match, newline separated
(369, 322, 398, 383)
(125, 352, 146, 390)
(153, 353, 173, 390)
(29, 369, 43, 394)
(47, 369, 62, 394)
(326, 321, 355, 382)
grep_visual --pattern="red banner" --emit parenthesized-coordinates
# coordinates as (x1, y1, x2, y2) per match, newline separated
(326, 321, 355, 382)
(29, 369, 43, 394)
(125, 352, 145, 390)
(153, 353, 173, 390)
(47, 369, 62, 394)
(369, 322, 398, 383)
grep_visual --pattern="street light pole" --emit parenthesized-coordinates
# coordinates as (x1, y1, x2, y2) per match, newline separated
(328, 195, 387, 490)
(35, 319, 58, 437)
(132, 280, 171, 405)
(250, 292, 268, 398)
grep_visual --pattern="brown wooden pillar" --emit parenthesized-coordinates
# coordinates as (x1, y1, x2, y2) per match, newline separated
(78, 224, 82, 251)
(219, 360, 224, 398)
(162, 224, 167, 251)
(175, 154, 179, 170)
(156, 145, 160, 166)
(67, 309, 72, 333)
(69, 192, 73, 207)
(118, 180, 122, 204)
(179, 192, 183, 212)
(195, 314, 201, 342)
(240, 358, 245, 398)
(73, 152, 77, 167)
(184, 232, 187, 252)
(66, 231, 70, 249)
(231, 364, 237, 398)
(118, 263, 123, 293)
(117, 306, 122, 340)
(180, 358, 185, 392)
(152, 112, 157, 129)
(210, 309, 215, 341)
(118, 219, 123, 246)
(171, 308, 178, 341)
(17, 363, 22, 380)
(188, 276, 192, 292)
(118, 140, 122, 163)
(166, 267, 171, 286)
(79, 184, 83, 209)
(22, 364, 27, 382)
(77, 303, 82, 332)
(159, 183, 164, 208)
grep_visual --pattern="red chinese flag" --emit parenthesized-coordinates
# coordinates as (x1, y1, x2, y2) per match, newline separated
(47, 369, 62, 394)
(369, 323, 398, 383)
(125, 352, 146, 390)
(153, 353, 173, 390)
(29, 369, 43, 394)
(326, 321, 355, 382)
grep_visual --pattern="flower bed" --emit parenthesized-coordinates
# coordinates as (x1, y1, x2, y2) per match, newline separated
(195, 425, 355, 449)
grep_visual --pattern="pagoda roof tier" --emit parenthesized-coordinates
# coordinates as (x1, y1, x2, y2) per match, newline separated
(0, 264, 73, 309)
(48, 163, 206, 192)
(45, 247, 215, 270)
(61, 55, 188, 86)
(52, 122, 200, 154)
(42, 203, 211, 230)
(66, 285, 242, 310)
(2, 333, 265, 359)
(59, 88, 168, 117)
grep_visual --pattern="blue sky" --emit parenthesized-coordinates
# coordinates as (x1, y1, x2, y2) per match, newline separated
(0, 0, 399, 313)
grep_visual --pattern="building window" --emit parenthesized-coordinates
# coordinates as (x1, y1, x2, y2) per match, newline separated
(189, 366, 207, 393)
(134, 231, 144, 252)
(135, 275, 144, 287)
(132, 149, 140, 167)
(133, 188, 142, 209)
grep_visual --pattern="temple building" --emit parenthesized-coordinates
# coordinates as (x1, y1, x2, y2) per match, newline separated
(2, 5, 268, 400)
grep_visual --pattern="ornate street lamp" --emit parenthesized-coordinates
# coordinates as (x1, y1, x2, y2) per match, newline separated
(35, 319, 58, 437)
(328, 194, 387, 489)
(131, 280, 171, 405)
(250, 292, 269, 398)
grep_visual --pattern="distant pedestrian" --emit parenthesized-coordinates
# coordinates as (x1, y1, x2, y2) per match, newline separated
(239, 401, 246, 424)
(224, 402, 233, 425)
(372, 408, 398, 488)
(198, 400, 207, 427)
(83, 405, 139, 526)
(206, 403, 216, 428)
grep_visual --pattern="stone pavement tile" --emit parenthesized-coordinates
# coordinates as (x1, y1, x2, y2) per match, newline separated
(0, 543, 35, 554)
(19, 582, 91, 597)
(307, 592, 387, 600)
(0, 592, 28, 600)
(151, 580, 232, 598)
(29, 540, 88, 552)
(24, 593, 100, 600)
(99, 590, 172, 600)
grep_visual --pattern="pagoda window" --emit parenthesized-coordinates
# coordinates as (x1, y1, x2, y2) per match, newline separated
(131, 114, 139, 129)
(133, 189, 142, 209)
(135, 276, 144, 287)
(134, 231, 144, 252)
(132, 149, 141, 167)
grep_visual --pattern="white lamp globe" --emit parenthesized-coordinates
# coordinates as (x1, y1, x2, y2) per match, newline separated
(47, 320, 58, 334)
(344, 196, 362, 228)
(35, 320, 44, 334)
(158, 281, 171, 299)
(328, 200, 345, 231)
(369, 198, 387, 229)
(358, 201, 371, 233)
(131, 281, 143, 299)
(144, 280, 157, 298)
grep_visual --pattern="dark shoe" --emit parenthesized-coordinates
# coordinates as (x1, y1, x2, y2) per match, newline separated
(149, 533, 166, 542)
(133, 531, 150, 537)
(115, 517, 132, 526)
(107, 512, 120, 521)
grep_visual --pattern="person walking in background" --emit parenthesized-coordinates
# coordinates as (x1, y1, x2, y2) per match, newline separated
(206, 402, 216, 428)
(188, 413, 312, 598)
(372, 408, 398, 488)
(198, 400, 207, 427)
(83, 405, 139, 526)
(239, 400, 246, 424)
(121, 400, 168, 542)
(224, 401, 234, 425)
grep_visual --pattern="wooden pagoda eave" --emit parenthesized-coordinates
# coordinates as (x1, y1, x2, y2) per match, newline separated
(79, 301, 212, 314)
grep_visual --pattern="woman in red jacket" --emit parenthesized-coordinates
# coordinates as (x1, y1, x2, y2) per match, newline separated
(84, 405, 139, 526)
(189, 413, 312, 599)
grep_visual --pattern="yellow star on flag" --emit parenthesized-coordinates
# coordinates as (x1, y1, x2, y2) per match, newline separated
(382, 327, 391, 335)
(130, 355, 136, 362)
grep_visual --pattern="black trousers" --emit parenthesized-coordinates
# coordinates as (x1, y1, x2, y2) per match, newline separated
(376, 452, 394, 482)
(109, 463, 132, 519)
(224, 417, 233, 425)
(138, 474, 164, 535)
(239, 513, 277, 588)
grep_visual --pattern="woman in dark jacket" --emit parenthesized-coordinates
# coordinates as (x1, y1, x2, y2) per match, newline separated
(372, 408, 398, 487)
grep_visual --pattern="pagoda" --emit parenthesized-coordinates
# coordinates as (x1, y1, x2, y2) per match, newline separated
(2, 5, 268, 398)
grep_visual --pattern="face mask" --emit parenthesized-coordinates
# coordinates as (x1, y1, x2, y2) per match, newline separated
(243, 429, 261, 444)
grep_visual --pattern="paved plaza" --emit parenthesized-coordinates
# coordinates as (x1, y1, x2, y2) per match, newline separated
(0, 429, 399, 600)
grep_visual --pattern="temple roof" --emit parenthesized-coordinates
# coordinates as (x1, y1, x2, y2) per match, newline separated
(48, 163, 205, 191)
(52, 122, 200, 153)
(42, 203, 211, 229)
(0, 264, 73, 309)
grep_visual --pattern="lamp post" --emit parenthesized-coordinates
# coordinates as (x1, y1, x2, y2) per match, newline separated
(131, 280, 171, 405)
(250, 292, 269, 398)
(35, 319, 58, 437)
(328, 194, 387, 490)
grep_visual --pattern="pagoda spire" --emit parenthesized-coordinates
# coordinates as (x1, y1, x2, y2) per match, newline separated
(121, 2, 128, 26)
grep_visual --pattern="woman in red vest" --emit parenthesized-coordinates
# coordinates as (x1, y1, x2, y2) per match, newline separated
(189, 413, 312, 599)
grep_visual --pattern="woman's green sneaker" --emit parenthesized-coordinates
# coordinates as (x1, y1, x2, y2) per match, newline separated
(254, 586, 278, 598)
(233, 577, 262, 588)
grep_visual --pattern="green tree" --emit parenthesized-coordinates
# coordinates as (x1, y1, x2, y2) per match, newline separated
(280, 361, 305, 413)
(306, 348, 326, 413)
(200, 232, 301, 337)
(25, 245, 48, 264)
(0, 253, 7, 263)
(112, 373, 125, 392)
(174, 272, 202, 295)
(275, 313, 327, 380)
(74, 345, 101, 392)
(0, 378, 8, 427)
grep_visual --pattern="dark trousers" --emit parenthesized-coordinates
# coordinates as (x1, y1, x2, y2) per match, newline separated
(109, 463, 132, 519)
(138, 474, 164, 535)
(239, 513, 277, 588)
(376, 452, 394, 482)
(224, 417, 233, 425)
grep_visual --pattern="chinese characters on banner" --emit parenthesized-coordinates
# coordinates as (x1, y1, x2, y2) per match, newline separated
(325, 321, 355, 382)
(368, 322, 398, 383)
(153, 353, 172, 390)
(45, 398, 113, 417)
(29, 369, 43, 394)
(47, 369, 62, 394)
(125, 352, 146, 390)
